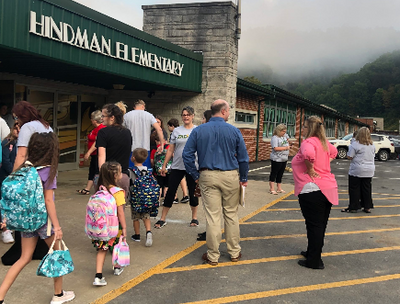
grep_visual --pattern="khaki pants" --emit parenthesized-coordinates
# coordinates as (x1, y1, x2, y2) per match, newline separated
(199, 170, 241, 262)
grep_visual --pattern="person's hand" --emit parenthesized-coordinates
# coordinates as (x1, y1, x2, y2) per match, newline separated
(54, 228, 63, 240)
(161, 167, 167, 177)
(84, 152, 90, 161)
(306, 168, 320, 181)
(240, 181, 248, 187)
(121, 228, 127, 238)
(156, 145, 164, 154)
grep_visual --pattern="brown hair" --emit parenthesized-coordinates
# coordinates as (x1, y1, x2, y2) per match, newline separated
(273, 124, 287, 136)
(356, 127, 373, 145)
(102, 104, 124, 127)
(27, 132, 59, 188)
(167, 118, 179, 128)
(155, 115, 165, 131)
(12, 101, 49, 128)
(132, 148, 148, 164)
(203, 110, 212, 123)
(5, 122, 19, 145)
(304, 116, 328, 151)
(96, 162, 121, 192)
(134, 99, 146, 108)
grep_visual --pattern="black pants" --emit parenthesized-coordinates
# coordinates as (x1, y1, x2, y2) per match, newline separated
(156, 174, 169, 197)
(88, 155, 99, 181)
(299, 191, 332, 268)
(269, 160, 287, 183)
(348, 175, 373, 210)
(163, 169, 198, 208)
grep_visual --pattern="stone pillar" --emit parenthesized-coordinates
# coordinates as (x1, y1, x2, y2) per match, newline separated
(142, 1, 239, 124)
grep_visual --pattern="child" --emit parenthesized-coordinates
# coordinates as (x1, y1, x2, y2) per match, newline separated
(130, 148, 156, 247)
(92, 162, 127, 286)
(0, 132, 75, 304)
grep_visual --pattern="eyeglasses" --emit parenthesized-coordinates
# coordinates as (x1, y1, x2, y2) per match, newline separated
(101, 115, 108, 118)
(181, 114, 192, 117)
(13, 116, 18, 120)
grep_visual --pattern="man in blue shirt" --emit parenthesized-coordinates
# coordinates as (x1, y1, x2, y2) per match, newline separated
(183, 99, 249, 266)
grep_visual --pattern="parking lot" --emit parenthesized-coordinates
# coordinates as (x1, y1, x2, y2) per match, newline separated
(93, 159, 400, 304)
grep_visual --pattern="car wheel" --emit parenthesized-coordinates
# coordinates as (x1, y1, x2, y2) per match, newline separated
(378, 149, 389, 161)
(337, 147, 347, 159)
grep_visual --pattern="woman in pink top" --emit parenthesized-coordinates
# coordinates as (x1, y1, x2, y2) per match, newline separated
(292, 116, 338, 269)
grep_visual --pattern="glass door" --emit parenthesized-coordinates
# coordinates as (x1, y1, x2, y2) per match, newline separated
(56, 93, 80, 171)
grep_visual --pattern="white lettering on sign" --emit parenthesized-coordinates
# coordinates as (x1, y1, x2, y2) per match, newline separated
(29, 11, 184, 77)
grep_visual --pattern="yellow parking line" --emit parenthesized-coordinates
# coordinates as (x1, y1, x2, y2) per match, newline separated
(281, 197, 400, 202)
(266, 205, 400, 212)
(241, 214, 400, 225)
(91, 190, 292, 303)
(181, 273, 400, 304)
(158, 246, 400, 274)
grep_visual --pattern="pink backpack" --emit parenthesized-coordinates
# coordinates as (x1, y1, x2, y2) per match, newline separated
(85, 186, 122, 241)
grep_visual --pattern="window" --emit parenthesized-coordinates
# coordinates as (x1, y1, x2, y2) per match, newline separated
(338, 121, 346, 138)
(235, 112, 255, 124)
(263, 100, 296, 138)
(325, 117, 336, 138)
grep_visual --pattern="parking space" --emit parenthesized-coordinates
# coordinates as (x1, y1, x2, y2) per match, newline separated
(92, 159, 400, 304)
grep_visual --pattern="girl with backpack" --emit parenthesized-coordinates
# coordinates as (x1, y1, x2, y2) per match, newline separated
(91, 162, 127, 286)
(0, 132, 75, 304)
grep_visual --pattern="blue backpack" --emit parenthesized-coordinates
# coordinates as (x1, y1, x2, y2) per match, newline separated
(0, 162, 48, 232)
(129, 167, 160, 216)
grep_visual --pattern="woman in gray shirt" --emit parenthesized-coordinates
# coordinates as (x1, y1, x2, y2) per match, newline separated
(342, 127, 375, 213)
(269, 124, 291, 194)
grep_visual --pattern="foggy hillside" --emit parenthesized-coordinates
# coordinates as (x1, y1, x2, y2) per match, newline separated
(238, 26, 400, 86)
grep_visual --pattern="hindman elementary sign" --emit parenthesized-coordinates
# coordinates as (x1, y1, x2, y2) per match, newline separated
(29, 11, 184, 77)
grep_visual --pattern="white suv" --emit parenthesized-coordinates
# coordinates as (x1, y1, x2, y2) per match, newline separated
(329, 134, 395, 161)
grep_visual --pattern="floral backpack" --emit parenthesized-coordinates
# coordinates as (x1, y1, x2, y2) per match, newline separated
(85, 186, 121, 241)
(0, 161, 47, 232)
(154, 146, 172, 175)
(129, 166, 160, 216)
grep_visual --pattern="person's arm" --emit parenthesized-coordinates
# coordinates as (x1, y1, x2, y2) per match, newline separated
(153, 122, 165, 153)
(161, 144, 174, 176)
(98, 147, 106, 170)
(236, 130, 250, 186)
(0, 119, 10, 141)
(2, 142, 13, 175)
(182, 132, 200, 182)
(44, 189, 63, 240)
(84, 144, 97, 161)
(305, 159, 320, 180)
(117, 205, 127, 237)
(13, 146, 27, 171)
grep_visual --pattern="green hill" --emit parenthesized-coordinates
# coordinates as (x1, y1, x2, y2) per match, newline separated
(286, 50, 400, 130)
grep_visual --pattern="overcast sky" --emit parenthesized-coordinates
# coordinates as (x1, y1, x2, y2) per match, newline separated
(73, 0, 400, 84)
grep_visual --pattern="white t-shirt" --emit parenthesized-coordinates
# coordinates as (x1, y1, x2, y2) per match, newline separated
(0, 117, 10, 141)
(170, 125, 197, 170)
(347, 141, 375, 178)
(270, 134, 290, 162)
(17, 121, 53, 147)
(123, 110, 157, 151)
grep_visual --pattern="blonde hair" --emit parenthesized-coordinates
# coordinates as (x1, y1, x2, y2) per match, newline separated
(304, 116, 328, 151)
(115, 101, 127, 115)
(356, 127, 373, 145)
(273, 124, 287, 136)
(134, 99, 146, 108)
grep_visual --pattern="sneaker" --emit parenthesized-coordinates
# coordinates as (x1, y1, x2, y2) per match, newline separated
(145, 231, 153, 247)
(131, 234, 140, 242)
(173, 198, 179, 204)
(113, 267, 124, 276)
(180, 196, 190, 203)
(93, 277, 107, 286)
(2, 230, 14, 244)
(50, 290, 75, 303)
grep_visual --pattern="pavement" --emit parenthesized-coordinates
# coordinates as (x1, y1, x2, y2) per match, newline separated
(1, 159, 400, 303)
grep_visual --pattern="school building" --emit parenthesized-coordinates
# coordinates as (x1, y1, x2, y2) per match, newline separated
(0, 0, 366, 169)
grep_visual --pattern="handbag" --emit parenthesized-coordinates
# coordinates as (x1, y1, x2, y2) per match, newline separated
(36, 239, 74, 278)
(112, 237, 130, 267)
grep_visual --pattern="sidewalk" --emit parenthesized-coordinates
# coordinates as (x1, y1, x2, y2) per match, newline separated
(0, 169, 291, 304)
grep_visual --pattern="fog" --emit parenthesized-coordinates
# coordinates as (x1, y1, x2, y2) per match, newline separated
(74, 0, 400, 85)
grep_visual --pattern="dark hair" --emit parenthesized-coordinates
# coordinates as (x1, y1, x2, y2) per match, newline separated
(211, 102, 228, 116)
(5, 122, 19, 145)
(96, 162, 121, 192)
(167, 118, 179, 128)
(102, 104, 124, 127)
(27, 132, 59, 188)
(155, 115, 165, 130)
(132, 148, 148, 164)
(181, 106, 194, 116)
(12, 101, 50, 128)
(203, 110, 212, 123)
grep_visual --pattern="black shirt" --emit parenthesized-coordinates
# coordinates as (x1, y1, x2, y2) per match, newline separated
(96, 126, 132, 174)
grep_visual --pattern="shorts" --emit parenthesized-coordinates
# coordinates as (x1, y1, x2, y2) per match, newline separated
(131, 207, 150, 221)
(21, 221, 54, 239)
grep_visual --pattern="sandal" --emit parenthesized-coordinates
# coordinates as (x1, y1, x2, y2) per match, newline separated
(363, 209, 371, 213)
(190, 219, 199, 227)
(154, 220, 167, 229)
(269, 190, 278, 195)
(77, 189, 90, 195)
(277, 190, 286, 193)
(341, 208, 357, 213)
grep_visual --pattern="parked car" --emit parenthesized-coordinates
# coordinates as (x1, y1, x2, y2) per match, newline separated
(389, 136, 400, 157)
(329, 133, 395, 161)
